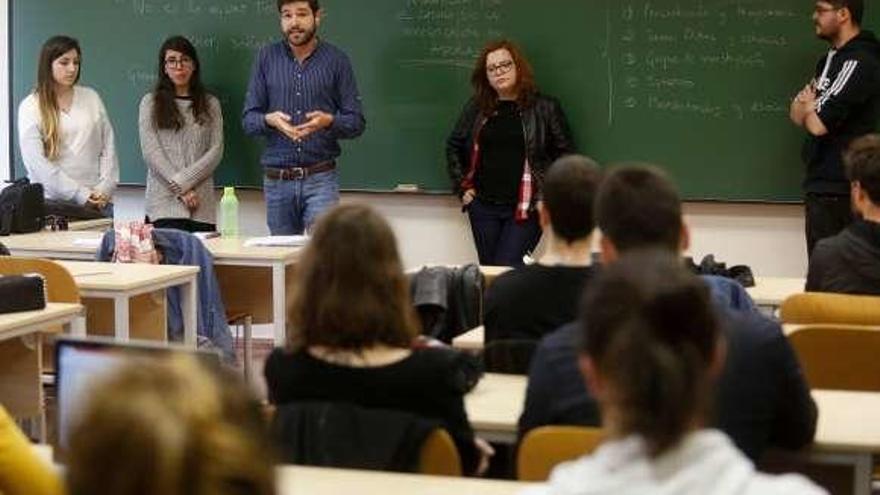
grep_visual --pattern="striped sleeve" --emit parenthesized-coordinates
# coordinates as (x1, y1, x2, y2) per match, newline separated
(816, 57, 877, 131)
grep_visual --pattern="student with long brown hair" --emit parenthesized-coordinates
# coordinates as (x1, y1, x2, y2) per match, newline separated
(66, 355, 275, 495)
(524, 252, 824, 495)
(264, 203, 492, 475)
(18, 35, 118, 214)
(139, 35, 223, 232)
(447, 39, 575, 266)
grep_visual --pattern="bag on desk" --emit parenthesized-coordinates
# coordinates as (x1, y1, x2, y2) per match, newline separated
(0, 274, 46, 314)
(0, 178, 45, 236)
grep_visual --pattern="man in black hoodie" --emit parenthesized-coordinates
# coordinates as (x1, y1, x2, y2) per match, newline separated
(790, 0, 880, 256)
(808, 134, 880, 293)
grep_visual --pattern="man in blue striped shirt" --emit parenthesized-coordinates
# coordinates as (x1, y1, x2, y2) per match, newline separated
(243, 0, 365, 235)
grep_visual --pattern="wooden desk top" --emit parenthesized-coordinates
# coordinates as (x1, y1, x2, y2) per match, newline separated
(453, 326, 484, 351)
(746, 277, 805, 306)
(276, 465, 530, 495)
(0, 303, 82, 340)
(813, 390, 880, 453)
(465, 373, 524, 439)
(201, 237, 302, 264)
(1, 231, 102, 259)
(67, 218, 113, 231)
(57, 261, 199, 292)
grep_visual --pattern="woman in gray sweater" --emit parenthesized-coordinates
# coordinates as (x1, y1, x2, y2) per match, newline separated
(139, 35, 223, 232)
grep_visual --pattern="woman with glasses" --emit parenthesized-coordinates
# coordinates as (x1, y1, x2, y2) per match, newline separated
(447, 39, 575, 266)
(139, 35, 223, 232)
(18, 35, 118, 215)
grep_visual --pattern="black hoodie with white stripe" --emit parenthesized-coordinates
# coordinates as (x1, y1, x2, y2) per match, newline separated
(802, 30, 880, 195)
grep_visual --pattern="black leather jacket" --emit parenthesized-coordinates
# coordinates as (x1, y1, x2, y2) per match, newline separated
(446, 93, 576, 198)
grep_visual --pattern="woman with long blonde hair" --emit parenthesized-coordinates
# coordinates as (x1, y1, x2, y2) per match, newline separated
(18, 35, 118, 215)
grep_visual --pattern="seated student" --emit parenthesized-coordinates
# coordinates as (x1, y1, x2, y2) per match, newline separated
(520, 165, 817, 462)
(807, 134, 880, 294)
(483, 155, 601, 342)
(66, 355, 275, 495)
(0, 406, 62, 495)
(264, 204, 492, 475)
(139, 35, 223, 233)
(18, 36, 118, 215)
(522, 252, 825, 495)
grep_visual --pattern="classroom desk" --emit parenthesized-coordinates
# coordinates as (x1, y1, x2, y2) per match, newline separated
(746, 276, 805, 308)
(57, 261, 199, 345)
(276, 465, 531, 495)
(0, 303, 82, 439)
(201, 237, 301, 345)
(466, 374, 880, 494)
(2, 232, 303, 345)
(453, 325, 484, 351)
(66, 218, 113, 231)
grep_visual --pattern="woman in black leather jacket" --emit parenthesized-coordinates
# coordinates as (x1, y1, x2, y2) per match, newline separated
(447, 39, 575, 266)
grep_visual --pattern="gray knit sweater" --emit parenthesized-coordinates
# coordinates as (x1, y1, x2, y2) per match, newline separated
(138, 93, 223, 225)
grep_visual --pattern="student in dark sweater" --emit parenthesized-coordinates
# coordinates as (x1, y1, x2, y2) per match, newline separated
(521, 165, 817, 462)
(264, 204, 491, 475)
(483, 155, 602, 342)
(808, 134, 880, 294)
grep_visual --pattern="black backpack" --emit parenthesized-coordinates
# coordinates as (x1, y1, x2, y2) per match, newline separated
(0, 178, 45, 236)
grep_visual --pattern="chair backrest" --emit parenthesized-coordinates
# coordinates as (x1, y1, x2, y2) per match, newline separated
(788, 325, 880, 391)
(0, 256, 79, 302)
(417, 428, 462, 476)
(483, 339, 537, 375)
(781, 292, 880, 325)
(517, 426, 604, 481)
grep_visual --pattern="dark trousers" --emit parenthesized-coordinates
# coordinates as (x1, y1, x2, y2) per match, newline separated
(805, 193, 853, 258)
(147, 217, 217, 233)
(467, 198, 541, 267)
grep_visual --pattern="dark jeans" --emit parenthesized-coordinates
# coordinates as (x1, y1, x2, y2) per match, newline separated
(148, 217, 216, 233)
(467, 197, 540, 267)
(805, 193, 853, 257)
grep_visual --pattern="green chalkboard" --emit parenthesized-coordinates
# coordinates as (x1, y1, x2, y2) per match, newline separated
(10, 0, 873, 200)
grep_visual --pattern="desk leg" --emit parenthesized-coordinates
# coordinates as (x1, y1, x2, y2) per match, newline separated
(272, 262, 285, 346)
(182, 277, 198, 347)
(853, 454, 872, 495)
(114, 296, 130, 341)
(71, 315, 87, 337)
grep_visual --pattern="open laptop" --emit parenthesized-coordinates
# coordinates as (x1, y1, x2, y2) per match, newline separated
(54, 337, 221, 454)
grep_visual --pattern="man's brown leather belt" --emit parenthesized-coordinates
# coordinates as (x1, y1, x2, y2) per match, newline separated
(265, 160, 336, 180)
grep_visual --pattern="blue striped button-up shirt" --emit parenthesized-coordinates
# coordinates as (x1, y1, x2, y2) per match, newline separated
(242, 40, 366, 168)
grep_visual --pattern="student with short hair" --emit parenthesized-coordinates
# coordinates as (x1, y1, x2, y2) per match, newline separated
(483, 155, 601, 342)
(807, 134, 880, 294)
(66, 355, 275, 495)
(264, 204, 491, 475)
(521, 165, 817, 461)
(18, 35, 118, 215)
(522, 252, 825, 495)
(139, 35, 223, 233)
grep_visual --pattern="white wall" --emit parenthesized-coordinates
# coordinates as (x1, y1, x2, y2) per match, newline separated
(3, 0, 809, 278)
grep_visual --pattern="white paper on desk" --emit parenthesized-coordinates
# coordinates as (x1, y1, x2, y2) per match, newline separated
(72, 237, 103, 248)
(243, 235, 309, 247)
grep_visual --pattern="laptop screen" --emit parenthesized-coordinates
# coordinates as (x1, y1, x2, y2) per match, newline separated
(54, 337, 221, 451)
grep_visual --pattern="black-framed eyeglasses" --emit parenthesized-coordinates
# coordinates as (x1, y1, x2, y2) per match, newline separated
(165, 57, 194, 68)
(814, 5, 841, 14)
(486, 59, 515, 76)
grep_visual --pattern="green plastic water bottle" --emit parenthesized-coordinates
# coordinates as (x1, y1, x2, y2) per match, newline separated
(219, 186, 239, 237)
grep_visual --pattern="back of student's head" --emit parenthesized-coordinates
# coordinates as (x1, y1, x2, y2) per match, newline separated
(845, 134, 880, 204)
(595, 164, 683, 253)
(289, 203, 418, 351)
(541, 155, 602, 243)
(66, 355, 275, 495)
(828, 0, 864, 25)
(580, 250, 719, 458)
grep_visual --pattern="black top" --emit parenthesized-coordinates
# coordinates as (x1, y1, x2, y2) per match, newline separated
(264, 346, 479, 473)
(484, 264, 597, 341)
(519, 280, 818, 462)
(475, 101, 525, 204)
(807, 218, 880, 295)
(803, 31, 880, 194)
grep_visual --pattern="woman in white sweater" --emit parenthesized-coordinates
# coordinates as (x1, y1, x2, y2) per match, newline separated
(17, 35, 118, 214)
(522, 251, 825, 495)
(138, 35, 223, 232)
